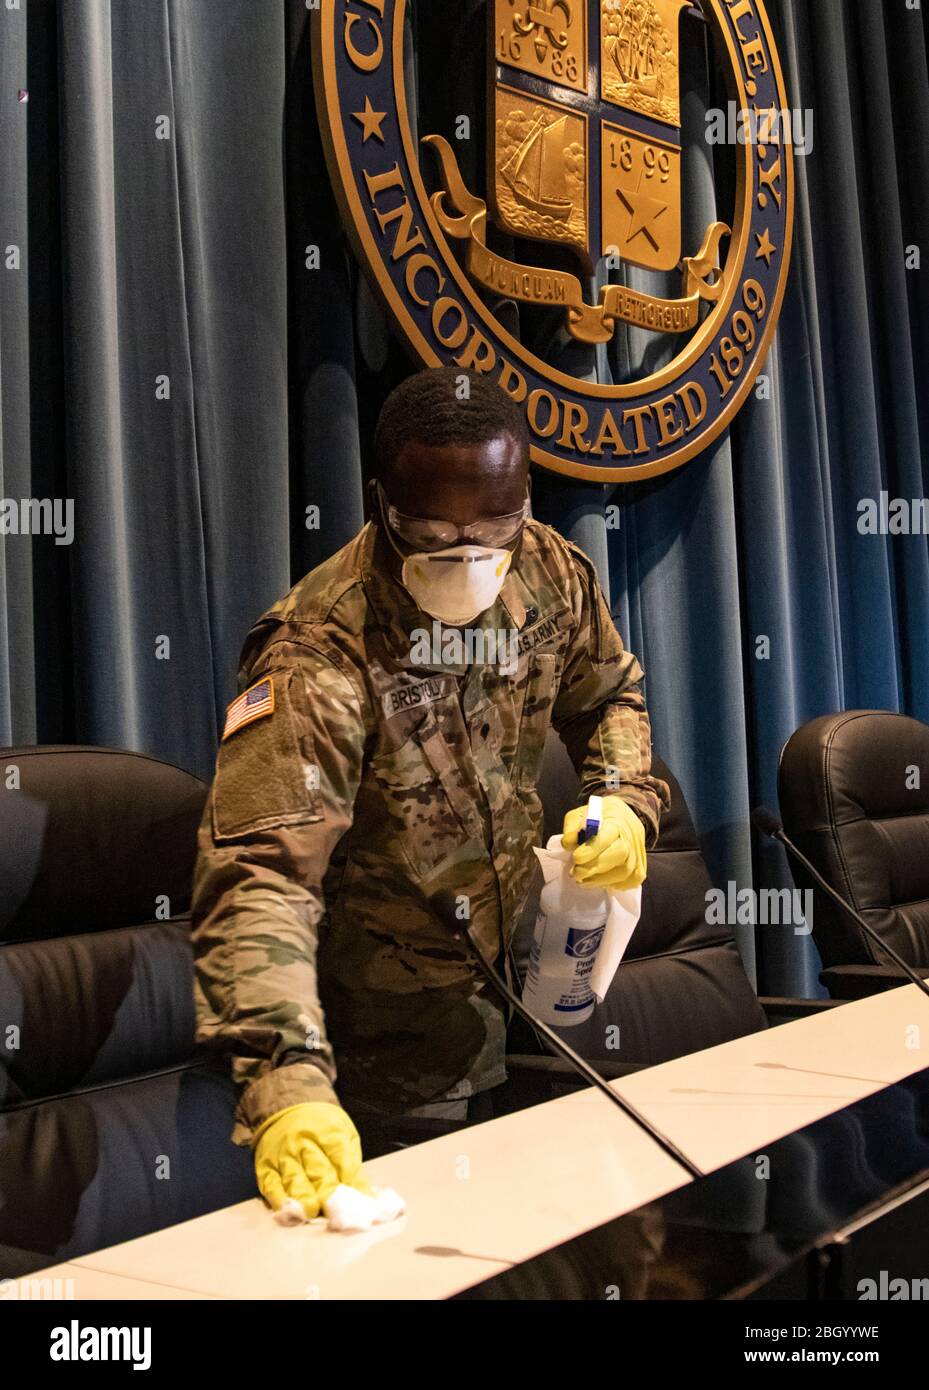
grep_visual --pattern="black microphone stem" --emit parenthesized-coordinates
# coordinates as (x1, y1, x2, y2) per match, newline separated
(432, 896, 703, 1180)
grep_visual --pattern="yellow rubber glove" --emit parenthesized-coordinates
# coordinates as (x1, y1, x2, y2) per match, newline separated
(253, 1101, 375, 1221)
(561, 796, 648, 890)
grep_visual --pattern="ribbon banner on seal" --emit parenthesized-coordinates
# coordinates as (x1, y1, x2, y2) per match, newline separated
(424, 134, 731, 346)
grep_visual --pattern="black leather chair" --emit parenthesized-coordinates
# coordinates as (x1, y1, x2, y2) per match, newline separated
(778, 711, 929, 1000)
(0, 746, 255, 1279)
(0, 736, 773, 1273)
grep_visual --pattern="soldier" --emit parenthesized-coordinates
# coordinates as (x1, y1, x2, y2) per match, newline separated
(191, 367, 669, 1222)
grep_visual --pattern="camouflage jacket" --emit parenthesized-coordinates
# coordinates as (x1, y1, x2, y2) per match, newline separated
(190, 519, 670, 1145)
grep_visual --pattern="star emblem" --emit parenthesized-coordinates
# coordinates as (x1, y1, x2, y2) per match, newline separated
(755, 228, 777, 266)
(616, 172, 667, 253)
(352, 97, 387, 144)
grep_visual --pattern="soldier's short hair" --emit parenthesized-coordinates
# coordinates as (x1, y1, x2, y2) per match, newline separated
(374, 367, 530, 477)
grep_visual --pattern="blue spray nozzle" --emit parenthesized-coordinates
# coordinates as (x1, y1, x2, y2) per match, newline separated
(577, 794, 603, 846)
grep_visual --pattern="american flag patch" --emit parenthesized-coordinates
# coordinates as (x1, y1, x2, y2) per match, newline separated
(222, 676, 275, 741)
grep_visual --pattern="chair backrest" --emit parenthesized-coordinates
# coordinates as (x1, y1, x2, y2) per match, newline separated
(516, 734, 766, 1066)
(0, 745, 206, 941)
(778, 711, 929, 970)
(0, 746, 254, 1280)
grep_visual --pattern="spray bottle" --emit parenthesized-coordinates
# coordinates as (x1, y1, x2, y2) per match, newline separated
(522, 796, 643, 1027)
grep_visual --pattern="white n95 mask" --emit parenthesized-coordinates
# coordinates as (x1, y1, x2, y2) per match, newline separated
(401, 545, 512, 627)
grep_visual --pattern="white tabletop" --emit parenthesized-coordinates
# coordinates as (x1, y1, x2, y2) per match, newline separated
(29, 982, 929, 1300)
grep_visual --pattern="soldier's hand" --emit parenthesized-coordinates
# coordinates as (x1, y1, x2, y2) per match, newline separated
(562, 796, 647, 890)
(253, 1100, 375, 1221)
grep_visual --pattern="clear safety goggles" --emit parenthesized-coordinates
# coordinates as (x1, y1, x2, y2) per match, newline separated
(377, 482, 530, 553)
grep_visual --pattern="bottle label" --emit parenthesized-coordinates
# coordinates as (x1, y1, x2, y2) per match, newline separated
(523, 914, 603, 1015)
(564, 925, 605, 959)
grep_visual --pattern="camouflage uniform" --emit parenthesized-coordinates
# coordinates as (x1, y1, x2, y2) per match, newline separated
(191, 519, 669, 1146)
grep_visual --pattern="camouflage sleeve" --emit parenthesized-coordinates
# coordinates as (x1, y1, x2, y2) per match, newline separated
(190, 642, 368, 1146)
(551, 541, 670, 847)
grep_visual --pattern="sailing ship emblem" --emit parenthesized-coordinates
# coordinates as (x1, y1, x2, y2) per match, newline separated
(493, 89, 587, 246)
(612, 38, 661, 92)
(500, 111, 574, 222)
(602, 0, 681, 123)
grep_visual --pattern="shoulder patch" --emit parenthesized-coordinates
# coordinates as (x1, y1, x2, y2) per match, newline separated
(222, 676, 274, 741)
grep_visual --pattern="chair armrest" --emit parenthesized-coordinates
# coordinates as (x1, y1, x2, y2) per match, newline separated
(819, 964, 929, 1001)
(758, 996, 843, 1026)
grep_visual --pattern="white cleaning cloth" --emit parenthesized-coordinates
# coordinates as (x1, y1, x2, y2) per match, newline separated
(325, 1184, 406, 1232)
(273, 1185, 406, 1232)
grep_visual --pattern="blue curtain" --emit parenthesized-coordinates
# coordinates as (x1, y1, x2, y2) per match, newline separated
(2, 1, 927, 995)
